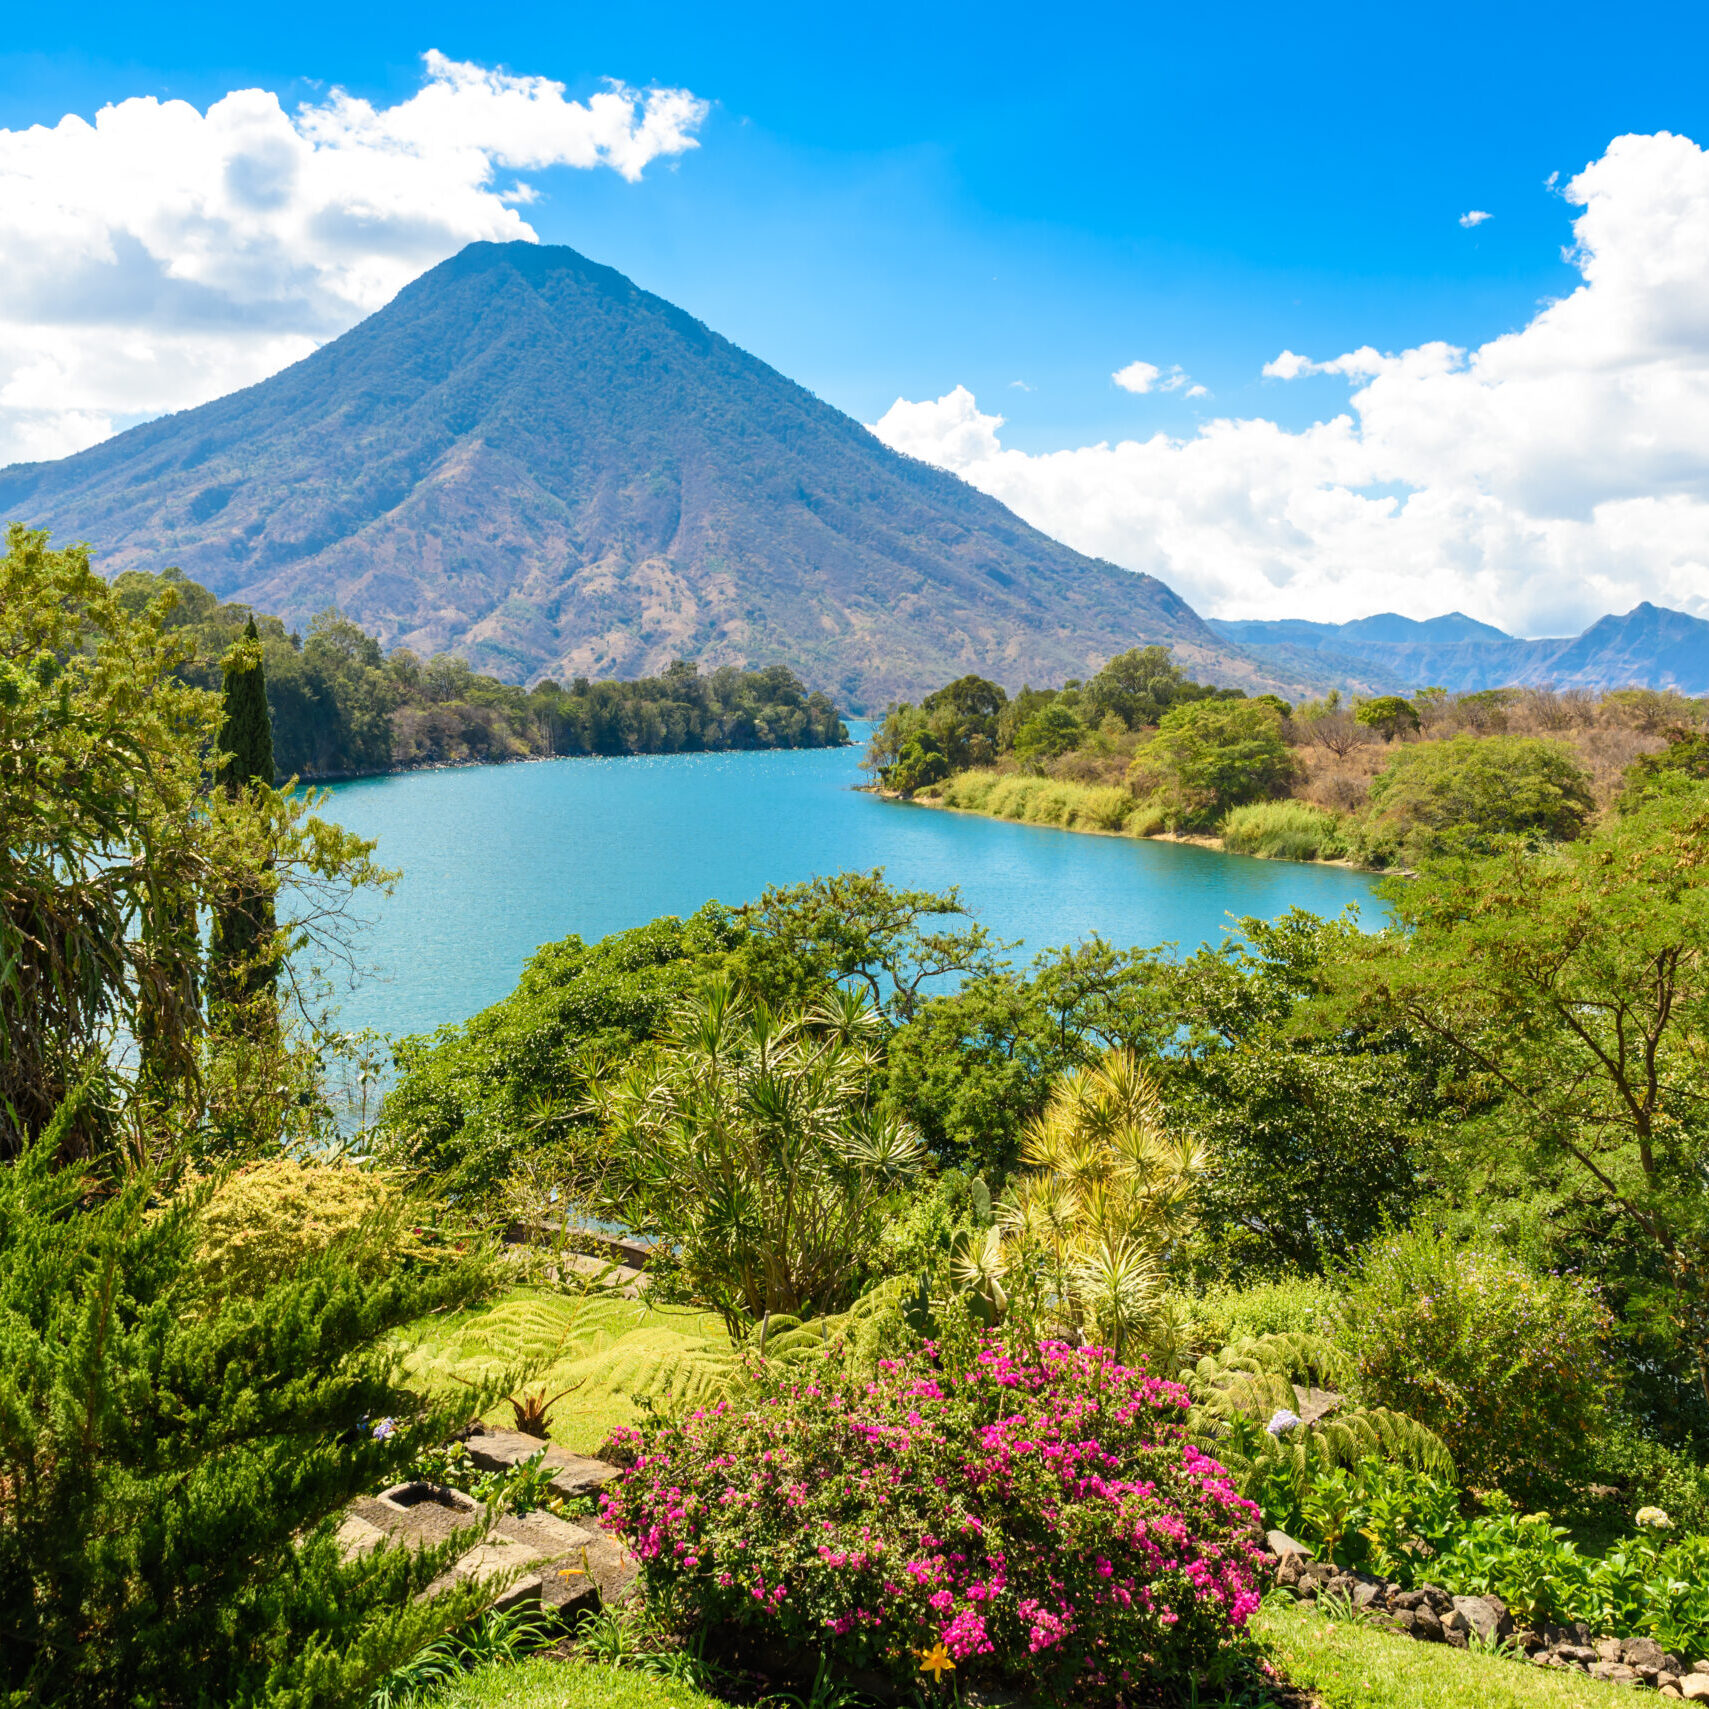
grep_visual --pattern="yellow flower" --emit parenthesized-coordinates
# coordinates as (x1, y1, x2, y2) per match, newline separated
(917, 1643, 956, 1683)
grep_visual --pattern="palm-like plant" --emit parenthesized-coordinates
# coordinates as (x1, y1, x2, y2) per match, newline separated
(584, 978, 923, 1334)
(999, 1048, 1204, 1357)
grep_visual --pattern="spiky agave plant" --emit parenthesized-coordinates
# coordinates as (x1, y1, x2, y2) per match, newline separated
(998, 1048, 1204, 1353)
(1184, 1331, 1454, 1503)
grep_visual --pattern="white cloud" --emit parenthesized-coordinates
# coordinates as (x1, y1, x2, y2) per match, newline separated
(1112, 360, 1160, 393)
(1460, 209, 1492, 227)
(0, 51, 707, 463)
(1114, 359, 1200, 396)
(871, 131, 1709, 635)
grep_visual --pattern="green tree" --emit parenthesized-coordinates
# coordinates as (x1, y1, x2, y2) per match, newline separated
(1127, 698, 1294, 829)
(210, 620, 279, 1011)
(0, 1106, 501, 1707)
(0, 526, 384, 1161)
(1345, 782, 1709, 1412)
(1012, 699, 1084, 765)
(887, 731, 951, 796)
(1618, 730, 1709, 814)
(725, 870, 1007, 1021)
(1360, 733, 1594, 860)
(1080, 645, 1188, 730)
(1354, 695, 1420, 740)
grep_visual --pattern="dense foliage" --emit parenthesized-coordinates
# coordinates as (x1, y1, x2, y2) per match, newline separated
(586, 981, 924, 1329)
(113, 568, 846, 781)
(0, 527, 381, 1160)
(605, 1332, 1271, 1702)
(1342, 1227, 1618, 1501)
(1126, 698, 1297, 830)
(872, 663, 1689, 872)
(1272, 1457, 1709, 1657)
(0, 1118, 499, 1708)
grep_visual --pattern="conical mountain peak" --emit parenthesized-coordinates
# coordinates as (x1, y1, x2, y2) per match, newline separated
(0, 240, 1259, 707)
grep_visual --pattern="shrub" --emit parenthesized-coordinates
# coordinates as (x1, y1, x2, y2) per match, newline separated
(1127, 700, 1295, 830)
(1171, 1277, 1346, 1357)
(605, 1333, 1271, 1702)
(194, 1157, 410, 1297)
(0, 1117, 499, 1707)
(1219, 800, 1348, 861)
(1276, 1456, 1709, 1655)
(1360, 734, 1594, 857)
(585, 980, 923, 1332)
(1343, 1226, 1618, 1503)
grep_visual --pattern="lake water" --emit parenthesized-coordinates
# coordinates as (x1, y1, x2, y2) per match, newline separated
(315, 732, 1381, 1041)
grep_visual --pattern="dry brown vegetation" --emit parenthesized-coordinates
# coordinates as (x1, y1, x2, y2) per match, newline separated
(1021, 685, 1700, 816)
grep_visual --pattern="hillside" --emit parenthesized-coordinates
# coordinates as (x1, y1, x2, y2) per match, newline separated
(0, 242, 1284, 711)
(1212, 604, 1709, 695)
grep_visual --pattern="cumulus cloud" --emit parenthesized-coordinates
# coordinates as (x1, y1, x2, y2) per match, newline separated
(1112, 360, 1161, 393)
(0, 51, 707, 462)
(872, 131, 1709, 634)
(1460, 209, 1492, 227)
(1113, 359, 1200, 395)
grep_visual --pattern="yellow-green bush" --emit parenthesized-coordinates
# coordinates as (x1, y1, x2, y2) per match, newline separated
(1220, 799, 1349, 861)
(194, 1158, 408, 1297)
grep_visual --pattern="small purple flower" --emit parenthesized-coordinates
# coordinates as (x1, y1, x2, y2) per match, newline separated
(370, 1417, 397, 1441)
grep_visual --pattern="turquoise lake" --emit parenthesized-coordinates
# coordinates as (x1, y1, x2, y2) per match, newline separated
(317, 732, 1381, 1041)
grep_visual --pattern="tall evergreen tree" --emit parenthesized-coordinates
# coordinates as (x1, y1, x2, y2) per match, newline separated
(211, 620, 279, 1009)
(217, 616, 275, 793)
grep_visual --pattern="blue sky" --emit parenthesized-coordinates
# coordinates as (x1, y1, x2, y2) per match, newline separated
(6, 0, 1702, 445)
(5, 1, 1709, 630)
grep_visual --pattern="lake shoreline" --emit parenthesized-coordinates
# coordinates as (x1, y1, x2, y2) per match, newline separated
(866, 784, 1385, 873)
(299, 735, 856, 786)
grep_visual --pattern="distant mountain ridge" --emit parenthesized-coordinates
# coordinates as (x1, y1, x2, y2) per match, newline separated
(0, 241, 1293, 710)
(1211, 604, 1709, 696)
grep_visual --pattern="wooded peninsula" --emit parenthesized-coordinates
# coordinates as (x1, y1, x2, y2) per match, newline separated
(115, 565, 848, 782)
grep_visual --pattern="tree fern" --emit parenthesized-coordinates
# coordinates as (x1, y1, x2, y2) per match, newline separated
(1185, 1331, 1454, 1496)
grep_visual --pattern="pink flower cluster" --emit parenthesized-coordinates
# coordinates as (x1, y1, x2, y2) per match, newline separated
(602, 1335, 1272, 1703)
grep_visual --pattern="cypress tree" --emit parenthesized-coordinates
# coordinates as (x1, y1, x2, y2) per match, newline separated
(211, 619, 278, 1008)
(217, 616, 275, 793)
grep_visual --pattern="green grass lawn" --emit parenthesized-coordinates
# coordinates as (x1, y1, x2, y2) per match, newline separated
(1254, 1601, 1620, 1708)
(422, 1610, 1630, 1709)
(436, 1660, 726, 1709)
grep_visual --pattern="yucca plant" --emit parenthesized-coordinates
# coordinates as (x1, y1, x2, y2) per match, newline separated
(584, 978, 924, 1334)
(997, 1048, 1204, 1355)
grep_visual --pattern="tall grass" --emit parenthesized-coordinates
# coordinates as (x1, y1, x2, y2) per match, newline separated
(930, 770, 1152, 834)
(1219, 798, 1348, 861)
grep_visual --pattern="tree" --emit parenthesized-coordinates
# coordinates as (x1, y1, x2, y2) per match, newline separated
(585, 980, 924, 1331)
(1127, 699, 1295, 829)
(0, 1105, 501, 1706)
(921, 673, 1007, 723)
(1012, 699, 1084, 765)
(0, 526, 384, 1161)
(210, 621, 279, 1011)
(1079, 645, 1186, 729)
(1344, 781, 1709, 1412)
(727, 870, 1008, 1021)
(887, 731, 952, 796)
(1362, 734, 1594, 858)
(1354, 695, 1420, 740)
